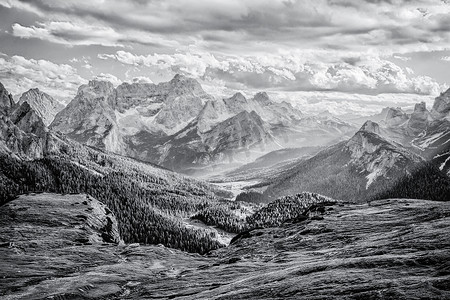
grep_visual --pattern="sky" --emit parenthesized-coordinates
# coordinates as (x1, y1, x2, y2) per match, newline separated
(0, 0, 449, 116)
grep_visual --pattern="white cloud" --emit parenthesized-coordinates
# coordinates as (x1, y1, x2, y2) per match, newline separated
(131, 76, 153, 84)
(272, 91, 438, 117)
(0, 53, 87, 99)
(441, 56, 450, 62)
(99, 49, 445, 95)
(393, 55, 411, 61)
(11, 20, 180, 48)
(12, 21, 123, 47)
(93, 73, 122, 87)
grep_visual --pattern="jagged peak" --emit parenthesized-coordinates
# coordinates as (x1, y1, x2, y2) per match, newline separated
(253, 92, 271, 106)
(88, 80, 114, 90)
(413, 101, 427, 113)
(234, 110, 262, 120)
(171, 73, 187, 81)
(20, 88, 53, 100)
(25, 87, 40, 94)
(169, 73, 197, 85)
(230, 92, 246, 101)
(168, 74, 204, 93)
(359, 120, 381, 134)
(385, 107, 406, 119)
(0, 81, 14, 115)
(432, 87, 450, 117)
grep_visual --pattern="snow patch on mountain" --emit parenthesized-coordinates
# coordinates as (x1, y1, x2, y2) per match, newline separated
(415, 131, 447, 149)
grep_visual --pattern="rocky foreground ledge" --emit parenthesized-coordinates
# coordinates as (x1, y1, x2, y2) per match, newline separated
(1, 193, 449, 299)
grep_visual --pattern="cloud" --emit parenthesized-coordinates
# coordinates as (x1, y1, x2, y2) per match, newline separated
(1, 0, 449, 104)
(12, 21, 123, 47)
(131, 76, 153, 84)
(99, 49, 445, 95)
(12, 20, 179, 48)
(0, 52, 87, 99)
(393, 55, 411, 61)
(4, 0, 450, 55)
(93, 73, 122, 86)
(442, 56, 450, 61)
(271, 90, 437, 117)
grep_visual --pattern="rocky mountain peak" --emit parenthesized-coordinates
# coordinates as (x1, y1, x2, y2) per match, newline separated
(0, 82, 14, 116)
(231, 92, 246, 101)
(385, 107, 406, 120)
(360, 120, 381, 134)
(414, 102, 427, 113)
(431, 88, 450, 118)
(253, 92, 271, 106)
(384, 107, 408, 126)
(18, 88, 64, 126)
(407, 102, 429, 135)
(170, 73, 188, 83)
(168, 74, 204, 95)
(86, 80, 115, 95)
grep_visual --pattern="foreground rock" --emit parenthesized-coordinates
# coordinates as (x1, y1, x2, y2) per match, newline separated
(1, 193, 449, 299)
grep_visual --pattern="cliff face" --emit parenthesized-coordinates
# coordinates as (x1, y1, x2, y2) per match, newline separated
(18, 88, 64, 126)
(0, 84, 48, 159)
(431, 88, 450, 119)
(0, 82, 14, 116)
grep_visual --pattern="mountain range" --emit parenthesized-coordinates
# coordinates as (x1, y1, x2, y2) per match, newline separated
(247, 89, 450, 202)
(2, 76, 449, 204)
(48, 75, 356, 174)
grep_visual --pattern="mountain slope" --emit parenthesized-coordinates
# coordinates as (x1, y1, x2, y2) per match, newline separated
(263, 121, 450, 202)
(128, 110, 278, 175)
(367, 89, 450, 176)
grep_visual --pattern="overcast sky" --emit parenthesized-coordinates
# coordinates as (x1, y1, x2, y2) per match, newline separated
(0, 0, 449, 115)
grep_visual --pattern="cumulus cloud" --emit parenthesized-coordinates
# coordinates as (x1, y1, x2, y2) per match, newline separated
(131, 76, 153, 84)
(93, 73, 122, 86)
(442, 56, 450, 61)
(99, 49, 445, 95)
(272, 91, 437, 117)
(0, 53, 87, 99)
(1, 0, 449, 104)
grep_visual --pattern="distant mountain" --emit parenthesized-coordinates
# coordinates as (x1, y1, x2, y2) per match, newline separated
(128, 109, 278, 175)
(365, 89, 450, 175)
(18, 88, 64, 126)
(51, 75, 356, 174)
(261, 120, 450, 202)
